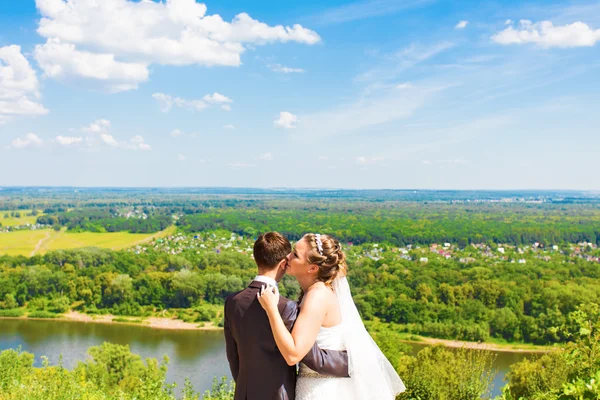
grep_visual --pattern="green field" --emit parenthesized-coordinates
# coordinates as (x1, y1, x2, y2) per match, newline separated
(0, 210, 41, 227)
(0, 226, 174, 256)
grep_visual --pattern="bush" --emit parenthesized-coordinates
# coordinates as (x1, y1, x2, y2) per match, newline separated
(398, 346, 496, 400)
(194, 305, 216, 322)
(27, 297, 49, 311)
(201, 376, 235, 400)
(0, 309, 25, 317)
(111, 302, 143, 316)
(1, 294, 18, 310)
(499, 303, 600, 400)
(28, 311, 59, 318)
(48, 296, 71, 313)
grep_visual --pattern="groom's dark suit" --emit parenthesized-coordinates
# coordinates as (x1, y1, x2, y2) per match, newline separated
(224, 280, 349, 400)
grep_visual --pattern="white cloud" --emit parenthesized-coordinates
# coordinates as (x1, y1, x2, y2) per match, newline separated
(396, 82, 413, 89)
(268, 64, 305, 73)
(274, 111, 298, 129)
(492, 20, 600, 48)
(0, 45, 49, 124)
(318, 156, 329, 161)
(177, 154, 186, 161)
(356, 156, 384, 164)
(82, 119, 111, 134)
(455, 20, 469, 29)
(125, 135, 151, 151)
(223, 124, 235, 129)
(55, 135, 83, 146)
(153, 92, 232, 112)
(203, 92, 233, 110)
(259, 152, 273, 161)
(78, 119, 150, 150)
(169, 129, 197, 138)
(10, 133, 44, 149)
(153, 93, 208, 112)
(34, 38, 149, 92)
(34, 0, 320, 90)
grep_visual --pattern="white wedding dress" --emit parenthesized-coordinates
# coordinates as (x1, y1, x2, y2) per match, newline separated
(296, 277, 406, 400)
(296, 324, 355, 399)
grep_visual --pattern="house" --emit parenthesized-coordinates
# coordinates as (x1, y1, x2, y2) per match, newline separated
(498, 247, 505, 254)
(518, 259, 527, 264)
(419, 257, 429, 263)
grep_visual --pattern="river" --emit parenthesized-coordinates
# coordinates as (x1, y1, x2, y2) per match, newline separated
(0, 319, 533, 397)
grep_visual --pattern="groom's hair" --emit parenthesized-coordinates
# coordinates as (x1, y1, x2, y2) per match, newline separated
(253, 232, 291, 270)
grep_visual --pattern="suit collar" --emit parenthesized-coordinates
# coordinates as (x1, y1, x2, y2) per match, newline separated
(249, 280, 268, 289)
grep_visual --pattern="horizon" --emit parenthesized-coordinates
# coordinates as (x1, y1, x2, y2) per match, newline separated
(1, 186, 598, 194)
(1, 0, 599, 189)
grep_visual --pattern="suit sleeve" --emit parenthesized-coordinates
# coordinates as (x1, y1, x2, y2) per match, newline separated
(223, 297, 239, 381)
(280, 299, 299, 332)
(281, 300, 350, 378)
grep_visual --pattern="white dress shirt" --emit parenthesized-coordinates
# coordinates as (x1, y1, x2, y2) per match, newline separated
(254, 275, 278, 287)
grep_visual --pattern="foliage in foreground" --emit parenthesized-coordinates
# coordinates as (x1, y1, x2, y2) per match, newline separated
(0, 342, 232, 400)
(493, 303, 600, 400)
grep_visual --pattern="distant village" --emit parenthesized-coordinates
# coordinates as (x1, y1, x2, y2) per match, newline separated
(129, 231, 600, 265)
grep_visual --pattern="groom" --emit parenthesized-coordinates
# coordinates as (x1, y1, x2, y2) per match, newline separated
(224, 231, 349, 400)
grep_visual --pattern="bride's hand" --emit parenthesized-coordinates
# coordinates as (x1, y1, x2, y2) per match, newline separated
(257, 285, 279, 313)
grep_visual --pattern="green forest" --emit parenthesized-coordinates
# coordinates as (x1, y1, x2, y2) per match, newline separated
(0, 189, 599, 399)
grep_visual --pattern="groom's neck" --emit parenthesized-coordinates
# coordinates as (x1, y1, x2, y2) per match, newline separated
(257, 268, 279, 282)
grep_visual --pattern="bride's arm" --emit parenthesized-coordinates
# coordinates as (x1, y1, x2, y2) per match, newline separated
(258, 286, 327, 366)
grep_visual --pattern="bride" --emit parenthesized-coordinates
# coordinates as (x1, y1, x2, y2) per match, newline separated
(258, 233, 405, 400)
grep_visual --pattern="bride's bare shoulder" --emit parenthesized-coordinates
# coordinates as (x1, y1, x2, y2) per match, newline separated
(304, 282, 336, 304)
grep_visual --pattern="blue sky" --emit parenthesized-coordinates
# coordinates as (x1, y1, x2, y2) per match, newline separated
(0, 0, 599, 189)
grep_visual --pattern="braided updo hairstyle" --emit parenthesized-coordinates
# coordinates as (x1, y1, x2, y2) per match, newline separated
(298, 233, 347, 303)
(304, 233, 347, 286)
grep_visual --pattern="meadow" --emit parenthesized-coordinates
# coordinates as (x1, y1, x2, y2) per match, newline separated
(0, 227, 174, 256)
(0, 210, 40, 227)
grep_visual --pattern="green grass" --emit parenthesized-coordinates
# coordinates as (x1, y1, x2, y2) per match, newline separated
(0, 226, 175, 256)
(112, 317, 143, 324)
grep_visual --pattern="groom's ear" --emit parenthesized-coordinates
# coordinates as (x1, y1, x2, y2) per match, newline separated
(277, 258, 287, 271)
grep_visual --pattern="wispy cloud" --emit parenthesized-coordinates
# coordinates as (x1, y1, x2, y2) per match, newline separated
(268, 64, 305, 73)
(355, 41, 455, 83)
(310, 0, 436, 25)
(290, 83, 448, 140)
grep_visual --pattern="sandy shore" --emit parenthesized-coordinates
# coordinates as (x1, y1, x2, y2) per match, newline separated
(4, 311, 221, 331)
(402, 336, 550, 353)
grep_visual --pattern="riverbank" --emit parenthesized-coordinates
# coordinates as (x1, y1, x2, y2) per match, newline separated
(401, 335, 551, 353)
(0, 311, 220, 331)
(0, 311, 552, 353)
